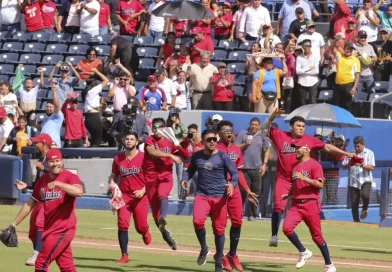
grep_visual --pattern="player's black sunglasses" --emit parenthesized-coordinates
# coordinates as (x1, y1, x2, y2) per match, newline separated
(205, 137, 218, 143)
(152, 124, 165, 129)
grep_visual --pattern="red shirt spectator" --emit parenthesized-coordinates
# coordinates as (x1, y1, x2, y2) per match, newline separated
(99, 1, 111, 27)
(330, 1, 351, 38)
(210, 63, 234, 105)
(214, 2, 233, 37)
(193, 7, 214, 35)
(189, 27, 214, 63)
(116, 0, 144, 35)
(24, 2, 44, 32)
(170, 19, 191, 37)
(40, 0, 57, 30)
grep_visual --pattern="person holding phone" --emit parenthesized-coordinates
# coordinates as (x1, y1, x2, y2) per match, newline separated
(210, 62, 235, 111)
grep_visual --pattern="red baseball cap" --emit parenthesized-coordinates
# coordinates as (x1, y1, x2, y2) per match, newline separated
(31, 133, 53, 146)
(46, 148, 63, 161)
(262, 24, 270, 29)
(223, 1, 232, 8)
(0, 107, 6, 119)
(347, 17, 356, 23)
(147, 75, 157, 82)
(192, 27, 203, 35)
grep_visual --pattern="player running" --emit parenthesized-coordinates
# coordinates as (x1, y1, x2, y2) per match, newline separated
(216, 120, 258, 271)
(110, 131, 151, 264)
(143, 118, 188, 250)
(9, 148, 83, 272)
(281, 142, 336, 272)
(262, 109, 354, 247)
(182, 129, 238, 272)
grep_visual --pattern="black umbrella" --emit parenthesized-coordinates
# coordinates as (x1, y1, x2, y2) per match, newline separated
(151, 0, 215, 20)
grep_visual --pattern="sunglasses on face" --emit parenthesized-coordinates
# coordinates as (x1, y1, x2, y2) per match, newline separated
(303, 45, 311, 48)
(308, 26, 315, 29)
(296, 12, 303, 14)
(152, 124, 165, 129)
(205, 137, 218, 143)
(222, 129, 234, 134)
(119, 78, 129, 81)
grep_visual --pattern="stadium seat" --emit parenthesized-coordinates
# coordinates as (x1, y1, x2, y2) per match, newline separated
(49, 33, 72, 43)
(133, 36, 154, 46)
(0, 31, 9, 41)
(0, 64, 15, 75)
(41, 54, 64, 65)
(216, 40, 240, 50)
(234, 74, 246, 86)
(139, 58, 155, 69)
(228, 62, 245, 73)
(134, 81, 146, 93)
(374, 81, 389, 93)
(36, 112, 46, 121)
(30, 32, 52, 42)
(153, 37, 166, 47)
(134, 68, 151, 82)
(8, 31, 32, 42)
(37, 88, 48, 99)
(210, 61, 221, 67)
(317, 89, 333, 101)
(94, 45, 110, 56)
(368, 93, 382, 102)
(0, 53, 19, 63)
(22, 42, 46, 53)
(351, 91, 368, 117)
(34, 76, 50, 87)
(238, 41, 252, 50)
(45, 43, 68, 54)
(71, 34, 92, 44)
(319, 79, 328, 89)
(137, 47, 159, 58)
(211, 38, 218, 46)
(39, 66, 55, 77)
(40, 101, 47, 110)
(232, 86, 245, 96)
(19, 53, 42, 64)
(227, 50, 247, 61)
(65, 55, 84, 66)
(2, 42, 24, 52)
(74, 80, 87, 91)
(18, 65, 37, 76)
(211, 50, 228, 61)
(67, 44, 90, 55)
(0, 74, 9, 81)
(91, 34, 112, 45)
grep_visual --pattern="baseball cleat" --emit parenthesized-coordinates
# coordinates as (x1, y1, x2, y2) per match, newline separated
(142, 231, 152, 245)
(197, 248, 210, 265)
(296, 249, 312, 268)
(324, 263, 336, 272)
(360, 210, 368, 219)
(269, 235, 278, 247)
(116, 253, 129, 264)
(25, 250, 39, 266)
(215, 264, 223, 272)
(226, 254, 243, 271)
(158, 215, 167, 231)
(163, 230, 177, 250)
(221, 255, 233, 271)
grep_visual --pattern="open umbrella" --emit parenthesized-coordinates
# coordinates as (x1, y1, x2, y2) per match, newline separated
(284, 103, 361, 128)
(151, 0, 215, 20)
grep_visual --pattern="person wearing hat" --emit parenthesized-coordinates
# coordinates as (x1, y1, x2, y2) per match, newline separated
(189, 27, 214, 64)
(0, 107, 14, 154)
(214, 2, 233, 40)
(329, 0, 350, 39)
(343, 17, 358, 43)
(329, 36, 361, 111)
(137, 75, 167, 111)
(371, 28, 390, 81)
(259, 24, 281, 50)
(6, 115, 37, 156)
(297, 20, 325, 64)
(288, 7, 310, 41)
(374, 0, 392, 34)
(355, 0, 379, 42)
(49, 61, 81, 107)
(156, 69, 177, 110)
(353, 30, 377, 94)
(238, 0, 270, 41)
(210, 62, 235, 111)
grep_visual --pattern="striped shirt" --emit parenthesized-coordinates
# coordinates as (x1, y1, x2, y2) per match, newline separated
(342, 147, 375, 189)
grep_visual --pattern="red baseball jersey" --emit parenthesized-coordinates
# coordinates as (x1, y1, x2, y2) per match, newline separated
(170, 19, 190, 37)
(143, 135, 178, 173)
(99, 2, 110, 27)
(216, 141, 244, 181)
(25, 3, 44, 32)
(194, 8, 214, 35)
(180, 140, 204, 168)
(116, 0, 144, 34)
(31, 170, 82, 239)
(269, 127, 325, 179)
(291, 158, 324, 199)
(40, 1, 56, 29)
(112, 151, 145, 194)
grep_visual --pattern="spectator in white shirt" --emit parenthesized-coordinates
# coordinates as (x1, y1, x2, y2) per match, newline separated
(297, 20, 325, 64)
(173, 71, 191, 110)
(0, 0, 23, 35)
(296, 39, 319, 105)
(0, 107, 14, 153)
(19, 67, 44, 120)
(238, 0, 270, 41)
(147, 0, 165, 38)
(79, 0, 100, 36)
(156, 69, 177, 109)
(355, 0, 379, 42)
(0, 80, 17, 114)
(259, 24, 282, 50)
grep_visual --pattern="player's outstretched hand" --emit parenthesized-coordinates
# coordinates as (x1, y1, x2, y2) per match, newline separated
(280, 194, 289, 201)
(226, 182, 234, 197)
(181, 180, 187, 190)
(14, 179, 27, 191)
(247, 190, 259, 206)
(171, 155, 182, 164)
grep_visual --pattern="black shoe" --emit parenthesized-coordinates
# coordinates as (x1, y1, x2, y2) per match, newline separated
(197, 248, 210, 265)
(163, 230, 177, 250)
(158, 215, 167, 231)
(214, 264, 223, 272)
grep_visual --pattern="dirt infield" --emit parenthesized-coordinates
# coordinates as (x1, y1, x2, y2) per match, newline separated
(18, 233, 392, 271)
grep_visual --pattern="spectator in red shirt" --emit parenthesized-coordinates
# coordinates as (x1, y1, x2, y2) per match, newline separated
(22, 0, 44, 33)
(156, 32, 176, 69)
(189, 27, 214, 63)
(116, 0, 145, 35)
(76, 47, 103, 80)
(344, 17, 358, 43)
(214, 2, 233, 40)
(210, 62, 234, 111)
(191, 0, 214, 36)
(168, 19, 192, 38)
(98, 0, 113, 34)
(61, 93, 90, 148)
(329, 0, 351, 39)
(40, 0, 58, 33)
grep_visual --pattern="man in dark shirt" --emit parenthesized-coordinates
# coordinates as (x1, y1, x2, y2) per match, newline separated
(110, 36, 140, 76)
(288, 7, 309, 41)
(370, 28, 391, 81)
(104, 0, 120, 31)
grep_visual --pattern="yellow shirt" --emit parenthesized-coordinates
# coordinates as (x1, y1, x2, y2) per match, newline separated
(335, 52, 361, 85)
(16, 129, 29, 156)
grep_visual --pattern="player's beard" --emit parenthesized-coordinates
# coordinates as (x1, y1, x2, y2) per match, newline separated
(125, 145, 136, 152)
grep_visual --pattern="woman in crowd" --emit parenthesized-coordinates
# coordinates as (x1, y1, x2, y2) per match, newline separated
(76, 48, 103, 80)
(245, 42, 261, 111)
(82, 68, 109, 147)
(210, 62, 235, 111)
(0, 80, 18, 117)
(214, 2, 233, 40)
(6, 116, 35, 156)
(173, 71, 191, 110)
(156, 32, 176, 69)
(281, 39, 297, 113)
(57, 0, 81, 34)
(355, 0, 379, 42)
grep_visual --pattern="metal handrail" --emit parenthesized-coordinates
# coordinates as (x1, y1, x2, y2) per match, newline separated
(370, 92, 392, 119)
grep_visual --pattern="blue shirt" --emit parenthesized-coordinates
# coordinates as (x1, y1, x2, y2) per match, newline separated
(253, 69, 277, 93)
(273, 58, 283, 69)
(378, 11, 392, 34)
(57, 76, 79, 107)
(182, 150, 238, 198)
(278, 0, 312, 37)
(40, 111, 64, 147)
(137, 86, 167, 111)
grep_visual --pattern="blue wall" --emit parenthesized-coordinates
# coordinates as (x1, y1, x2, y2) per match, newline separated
(201, 111, 392, 160)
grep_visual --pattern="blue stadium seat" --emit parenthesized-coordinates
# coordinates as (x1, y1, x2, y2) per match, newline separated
(19, 65, 37, 75)
(232, 86, 245, 96)
(30, 32, 52, 42)
(137, 47, 159, 58)
(227, 62, 245, 73)
(49, 33, 72, 43)
(2, 42, 24, 52)
(227, 50, 247, 61)
(68, 44, 90, 55)
(353, 91, 368, 102)
(37, 88, 48, 99)
(238, 41, 252, 51)
(216, 40, 240, 50)
(41, 54, 64, 65)
(133, 36, 154, 46)
(211, 38, 218, 46)
(34, 76, 50, 87)
(71, 34, 92, 44)
(40, 101, 47, 110)
(36, 113, 46, 121)
(65, 55, 84, 66)
(0, 74, 9, 81)
(0, 64, 15, 75)
(234, 74, 246, 86)
(19, 53, 42, 64)
(317, 89, 333, 101)
(134, 68, 150, 82)
(0, 31, 9, 41)
(368, 93, 383, 102)
(374, 81, 389, 93)
(91, 34, 112, 45)
(22, 43, 46, 53)
(94, 45, 110, 56)
(74, 80, 87, 91)
(8, 31, 32, 42)
(45, 43, 68, 54)
(0, 53, 19, 63)
(211, 50, 228, 61)
(210, 61, 221, 67)
(39, 66, 55, 77)
(139, 58, 155, 69)
(134, 81, 146, 93)
(153, 37, 166, 47)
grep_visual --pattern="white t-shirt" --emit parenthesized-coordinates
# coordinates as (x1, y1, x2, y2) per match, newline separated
(238, 5, 271, 38)
(19, 86, 39, 112)
(157, 77, 176, 104)
(357, 9, 378, 43)
(80, 0, 100, 33)
(0, 92, 17, 109)
(148, 1, 165, 32)
(173, 81, 189, 109)
(259, 35, 282, 49)
(0, 0, 23, 25)
(84, 84, 103, 112)
(297, 31, 325, 62)
(0, 118, 14, 153)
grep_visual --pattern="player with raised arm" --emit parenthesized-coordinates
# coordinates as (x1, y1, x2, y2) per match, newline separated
(110, 131, 151, 264)
(281, 142, 336, 272)
(182, 129, 239, 272)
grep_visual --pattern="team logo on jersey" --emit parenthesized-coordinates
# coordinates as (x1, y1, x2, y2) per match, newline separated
(40, 188, 62, 202)
(299, 170, 310, 178)
(149, 97, 157, 104)
(120, 165, 141, 178)
(227, 151, 239, 162)
(154, 144, 171, 153)
(281, 142, 296, 155)
(204, 162, 213, 170)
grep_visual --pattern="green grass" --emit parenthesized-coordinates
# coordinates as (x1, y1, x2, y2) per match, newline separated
(0, 205, 391, 271)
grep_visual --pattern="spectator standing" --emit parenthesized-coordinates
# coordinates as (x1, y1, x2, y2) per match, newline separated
(76, 47, 103, 80)
(108, 69, 136, 115)
(188, 52, 218, 110)
(98, 0, 113, 35)
(214, 2, 233, 40)
(156, 70, 177, 109)
(210, 62, 234, 111)
(342, 136, 375, 222)
(40, 0, 58, 33)
(137, 0, 148, 36)
(147, 0, 165, 38)
(238, 0, 270, 41)
(245, 42, 261, 108)
(373, 0, 392, 34)
(288, 7, 309, 41)
(164, 50, 191, 80)
(22, 0, 44, 33)
(355, 0, 379, 43)
(259, 25, 282, 50)
(189, 28, 214, 64)
(104, 0, 119, 32)
(296, 39, 319, 105)
(116, 0, 145, 35)
(235, 117, 270, 221)
(78, 0, 100, 36)
(192, 0, 214, 36)
(0, 107, 15, 153)
(173, 71, 191, 110)
(297, 20, 325, 64)
(282, 39, 298, 113)
(276, 0, 311, 42)
(7, 116, 36, 156)
(345, 17, 358, 43)
(49, 61, 81, 107)
(156, 32, 176, 69)
(330, 38, 360, 111)
(329, 0, 350, 38)
(137, 75, 167, 111)
(61, 94, 90, 148)
(0, 80, 18, 114)
(169, 18, 192, 38)
(371, 28, 390, 81)
(228, 0, 246, 42)
(19, 67, 44, 120)
(57, 0, 81, 35)
(110, 36, 140, 76)
(0, 0, 23, 35)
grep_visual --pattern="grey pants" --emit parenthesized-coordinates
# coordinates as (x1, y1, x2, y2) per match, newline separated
(191, 92, 213, 110)
(241, 169, 262, 218)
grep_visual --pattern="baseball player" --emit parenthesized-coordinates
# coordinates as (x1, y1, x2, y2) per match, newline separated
(143, 117, 188, 250)
(13, 133, 52, 266)
(110, 131, 151, 264)
(181, 129, 238, 272)
(262, 109, 354, 247)
(10, 148, 83, 272)
(281, 142, 336, 272)
(216, 120, 258, 272)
